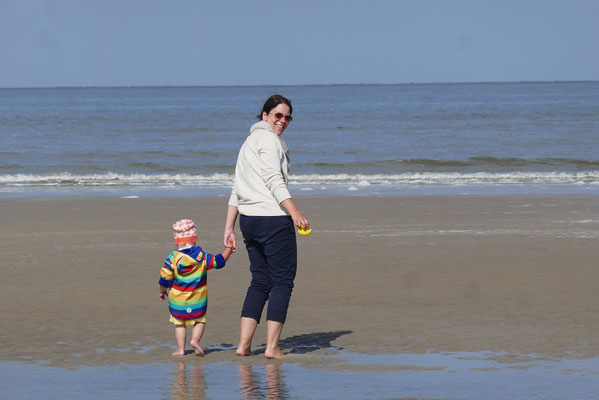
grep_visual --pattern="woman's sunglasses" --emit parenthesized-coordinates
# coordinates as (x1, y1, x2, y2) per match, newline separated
(273, 112, 293, 122)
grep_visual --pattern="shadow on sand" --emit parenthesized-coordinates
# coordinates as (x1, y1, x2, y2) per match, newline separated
(260, 330, 352, 355)
(202, 330, 352, 356)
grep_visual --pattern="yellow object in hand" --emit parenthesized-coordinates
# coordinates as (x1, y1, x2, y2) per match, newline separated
(298, 226, 312, 236)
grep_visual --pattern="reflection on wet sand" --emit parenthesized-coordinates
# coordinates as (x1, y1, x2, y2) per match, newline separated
(166, 331, 351, 399)
(170, 362, 206, 400)
(239, 363, 286, 399)
(169, 362, 286, 399)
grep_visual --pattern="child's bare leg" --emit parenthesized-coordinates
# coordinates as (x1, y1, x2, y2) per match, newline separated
(190, 322, 205, 356)
(264, 320, 285, 359)
(236, 317, 258, 356)
(173, 325, 186, 356)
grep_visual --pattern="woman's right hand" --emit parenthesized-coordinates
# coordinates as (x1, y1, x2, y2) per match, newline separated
(224, 205, 239, 250)
(224, 231, 236, 251)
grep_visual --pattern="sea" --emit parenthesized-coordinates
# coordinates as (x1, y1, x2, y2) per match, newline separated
(1, 81, 598, 198)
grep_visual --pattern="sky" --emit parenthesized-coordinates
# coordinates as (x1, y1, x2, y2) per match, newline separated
(1, 0, 598, 88)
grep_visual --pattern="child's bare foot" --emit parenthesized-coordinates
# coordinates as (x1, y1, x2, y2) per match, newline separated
(236, 343, 252, 356)
(190, 341, 204, 357)
(264, 347, 284, 359)
(171, 350, 185, 356)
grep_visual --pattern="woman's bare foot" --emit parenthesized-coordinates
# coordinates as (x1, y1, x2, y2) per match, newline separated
(264, 346, 284, 359)
(190, 341, 205, 357)
(236, 343, 252, 356)
(171, 350, 185, 356)
(237, 317, 257, 356)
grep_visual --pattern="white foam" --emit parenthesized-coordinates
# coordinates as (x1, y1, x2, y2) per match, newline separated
(1, 171, 599, 188)
(290, 172, 599, 186)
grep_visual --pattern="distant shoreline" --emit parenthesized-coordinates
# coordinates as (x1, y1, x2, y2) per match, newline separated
(2, 183, 599, 199)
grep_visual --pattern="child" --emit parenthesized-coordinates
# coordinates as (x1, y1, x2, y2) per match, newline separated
(159, 219, 233, 356)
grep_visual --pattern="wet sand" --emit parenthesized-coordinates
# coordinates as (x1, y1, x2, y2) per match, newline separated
(1, 195, 598, 368)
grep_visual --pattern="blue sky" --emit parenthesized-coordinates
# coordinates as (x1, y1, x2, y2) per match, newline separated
(1, 0, 598, 87)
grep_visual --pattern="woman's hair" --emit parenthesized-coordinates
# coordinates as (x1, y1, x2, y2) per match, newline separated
(257, 94, 293, 120)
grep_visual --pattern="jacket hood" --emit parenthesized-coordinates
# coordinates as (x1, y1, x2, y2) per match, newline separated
(249, 120, 289, 158)
(250, 120, 273, 134)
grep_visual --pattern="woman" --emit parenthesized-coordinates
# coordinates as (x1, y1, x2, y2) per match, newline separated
(224, 94, 309, 359)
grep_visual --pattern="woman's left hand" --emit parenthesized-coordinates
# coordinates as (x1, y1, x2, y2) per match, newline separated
(291, 210, 309, 230)
(281, 198, 309, 229)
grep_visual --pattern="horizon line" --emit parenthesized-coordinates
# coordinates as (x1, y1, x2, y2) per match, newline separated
(1, 79, 598, 90)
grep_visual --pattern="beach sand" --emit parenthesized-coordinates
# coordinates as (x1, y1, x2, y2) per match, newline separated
(1, 195, 598, 369)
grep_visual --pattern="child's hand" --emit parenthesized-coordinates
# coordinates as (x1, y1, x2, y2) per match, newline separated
(159, 293, 166, 302)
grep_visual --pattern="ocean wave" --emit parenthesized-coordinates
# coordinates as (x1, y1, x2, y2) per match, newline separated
(304, 158, 599, 174)
(466, 157, 599, 168)
(292, 172, 599, 185)
(1, 171, 599, 187)
(0, 172, 233, 186)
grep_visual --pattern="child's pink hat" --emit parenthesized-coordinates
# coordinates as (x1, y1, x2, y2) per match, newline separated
(173, 219, 197, 245)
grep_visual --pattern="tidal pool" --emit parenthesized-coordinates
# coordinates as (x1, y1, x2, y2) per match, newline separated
(2, 350, 597, 399)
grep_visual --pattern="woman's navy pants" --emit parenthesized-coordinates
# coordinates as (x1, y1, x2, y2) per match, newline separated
(239, 215, 297, 324)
